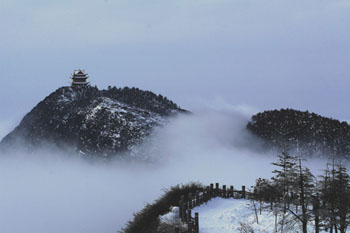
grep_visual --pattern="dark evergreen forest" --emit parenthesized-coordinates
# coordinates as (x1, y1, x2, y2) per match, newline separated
(247, 109, 350, 158)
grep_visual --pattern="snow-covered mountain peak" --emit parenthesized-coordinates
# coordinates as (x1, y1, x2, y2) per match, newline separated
(0, 85, 186, 157)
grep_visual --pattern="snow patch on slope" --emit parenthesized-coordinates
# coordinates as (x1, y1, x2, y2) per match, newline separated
(190, 198, 326, 233)
(160, 206, 180, 223)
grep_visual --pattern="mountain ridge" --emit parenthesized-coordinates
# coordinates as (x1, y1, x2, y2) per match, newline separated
(0, 85, 186, 157)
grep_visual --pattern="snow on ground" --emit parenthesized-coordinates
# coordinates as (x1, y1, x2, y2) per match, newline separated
(191, 197, 324, 233)
(192, 198, 271, 233)
(159, 206, 180, 223)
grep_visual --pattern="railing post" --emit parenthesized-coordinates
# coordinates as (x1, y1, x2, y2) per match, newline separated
(230, 185, 234, 198)
(242, 185, 246, 199)
(215, 183, 219, 197)
(223, 185, 227, 198)
(195, 212, 199, 233)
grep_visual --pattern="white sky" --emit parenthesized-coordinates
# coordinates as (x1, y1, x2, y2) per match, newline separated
(1, 0, 350, 135)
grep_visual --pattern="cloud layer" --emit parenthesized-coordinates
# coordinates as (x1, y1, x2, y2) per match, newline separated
(0, 108, 278, 233)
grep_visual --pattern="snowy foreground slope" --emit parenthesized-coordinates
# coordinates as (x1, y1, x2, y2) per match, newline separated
(192, 198, 277, 233)
(161, 197, 335, 233)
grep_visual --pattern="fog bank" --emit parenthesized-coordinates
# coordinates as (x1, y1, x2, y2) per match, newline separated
(0, 108, 323, 233)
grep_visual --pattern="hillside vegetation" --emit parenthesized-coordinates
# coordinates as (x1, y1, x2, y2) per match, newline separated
(247, 109, 350, 158)
(122, 183, 203, 233)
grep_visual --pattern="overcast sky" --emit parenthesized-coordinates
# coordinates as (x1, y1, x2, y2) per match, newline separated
(1, 0, 350, 136)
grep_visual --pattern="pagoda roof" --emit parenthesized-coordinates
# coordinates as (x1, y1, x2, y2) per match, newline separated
(72, 81, 89, 84)
(73, 69, 87, 75)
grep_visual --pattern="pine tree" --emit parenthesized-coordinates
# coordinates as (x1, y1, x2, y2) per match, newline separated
(255, 152, 317, 233)
(320, 161, 350, 233)
(271, 154, 314, 233)
(311, 191, 320, 233)
(318, 164, 332, 232)
(271, 151, 298, 207)
(296, 158, 315, 233)
(271, 151, 297, 214)
(270, 151, 299, 232)
(333, 165, 350, 233)
(320, 163, 350, 233)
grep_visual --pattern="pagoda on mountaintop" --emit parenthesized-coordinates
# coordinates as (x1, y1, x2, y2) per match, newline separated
(71, 69, 89, 87)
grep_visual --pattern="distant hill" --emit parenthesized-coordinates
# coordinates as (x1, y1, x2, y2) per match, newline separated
(0, 85, 186, 157)
(247, 109, 350, 158)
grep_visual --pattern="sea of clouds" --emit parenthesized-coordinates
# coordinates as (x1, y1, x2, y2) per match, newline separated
(0, 108, 329, 233)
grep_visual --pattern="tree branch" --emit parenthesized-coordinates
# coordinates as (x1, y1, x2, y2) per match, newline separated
(286, 207, 303, 222)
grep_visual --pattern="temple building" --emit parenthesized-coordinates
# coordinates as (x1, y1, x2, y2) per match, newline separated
(71, 69, 89, 87)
